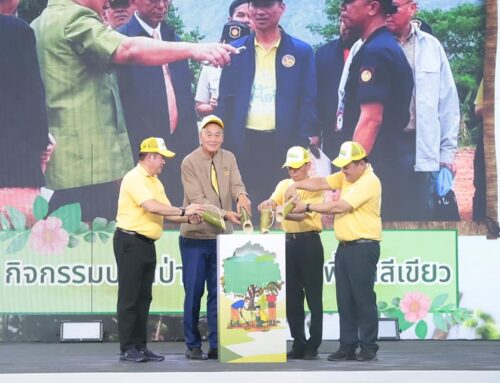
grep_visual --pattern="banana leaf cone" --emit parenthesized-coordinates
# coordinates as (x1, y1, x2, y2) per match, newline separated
(201, 209, 226, 231)
(240, 207, 253, 234)
(276, 199, 296, 223)
(260, 207, 273, 234)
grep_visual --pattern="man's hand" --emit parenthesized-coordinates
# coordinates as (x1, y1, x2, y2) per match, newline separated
(187, 214, 202, 224)
(185, 204, 206, 216)
(292, 201, 307, 214)
(309, 136, 321, 159)
(236, 193, 252, 217)
(209, 98, 218, 109)
(41, 133, 56, 173)
(258, 199, 275, 212)
(191, 43, 239, 67)
(225, 210, 241, 225)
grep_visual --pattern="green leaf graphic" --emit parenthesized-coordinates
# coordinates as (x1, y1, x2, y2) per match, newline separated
(6, 207, 26, 231)
(6, 231, 30, 254)
(415, 320, 428, 339)
(68, 235, 79, 248)
(391, 297, 401, 307)
(1, 213, 11, 230)
(92, 217, 107, 231)
(33, 196, 49, 221)
(106, 221, 116, 233)
(84, 232, 96, 243)
(430, 293, 448, 312)
(0, 231, 18, 241)
(76, 222, 90, 235)
(98, 232, 109, 243)
(50, 203, 81, 233)
(433, 313, 449, 332)
(377, 301, 388, 310)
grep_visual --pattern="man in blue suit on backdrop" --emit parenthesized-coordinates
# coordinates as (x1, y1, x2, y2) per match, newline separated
(216, 0, 318, 214)
(117, 0, 198, 207)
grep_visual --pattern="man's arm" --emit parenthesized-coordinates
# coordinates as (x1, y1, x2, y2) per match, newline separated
(293, 199, 352, 215)
(141, 199, 204, 219)
(352, 102, 383, 155)
(437, 46, 460, 169)
(284, 177, 331, 201)
(112, 37, 238, 67)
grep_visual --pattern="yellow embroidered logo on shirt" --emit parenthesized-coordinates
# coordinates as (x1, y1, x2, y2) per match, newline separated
(360, 69, 373, 83)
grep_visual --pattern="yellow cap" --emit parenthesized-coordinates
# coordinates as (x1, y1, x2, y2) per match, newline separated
(200, 115, 224, 130)
(282, 146, 310, 169)
(139, 137, 176, 158)
(332, 141, 367, 168)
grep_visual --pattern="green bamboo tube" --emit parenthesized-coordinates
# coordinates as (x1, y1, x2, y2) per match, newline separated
(260, 207, 272, 234)
(202, 210, 226, 231)
(239, 207, 253, 234)
(276, 200, 296, 223)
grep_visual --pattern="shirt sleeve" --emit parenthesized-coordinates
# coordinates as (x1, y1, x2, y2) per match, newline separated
(124, 174, 156, 206)
(355, 48, 391, 105)
(65, 9, 125, 70)
(270, 179, 289, 205)
(195, 66, 211, 103)
(325, 172, 343, 190)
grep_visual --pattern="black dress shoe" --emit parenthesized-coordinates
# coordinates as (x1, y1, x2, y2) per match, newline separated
(327, 347, 357, 361)
(207, 348, 218, 360)
(356, 348, 377, 361)
(119, 348, 147, 363)
(141, 348, 165, 362)
(185, 347, 208, 360)
(303, 349, 320, 360)
(286, 349, 304, 359)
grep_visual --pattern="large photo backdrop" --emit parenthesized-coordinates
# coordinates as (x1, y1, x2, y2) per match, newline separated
(1, 0, 498, 343)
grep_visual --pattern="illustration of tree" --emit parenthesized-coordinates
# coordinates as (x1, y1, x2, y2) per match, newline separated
(222, 242, 283, 310)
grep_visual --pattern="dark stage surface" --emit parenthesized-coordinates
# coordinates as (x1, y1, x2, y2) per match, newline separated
(1, 340, 499, 383)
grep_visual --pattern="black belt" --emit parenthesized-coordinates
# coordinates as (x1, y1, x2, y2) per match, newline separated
(339, 239, 379, 246)
(116, 228, 155, 244)
(286, 231, 320, 240)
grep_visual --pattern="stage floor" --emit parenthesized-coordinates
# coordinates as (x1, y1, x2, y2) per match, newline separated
(1, 340, 499, 383)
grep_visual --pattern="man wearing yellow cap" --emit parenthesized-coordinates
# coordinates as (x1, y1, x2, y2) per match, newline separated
(180, 115, 251, 360)
(259, 146, 324, 360)
(286, 141, 382, 362)
(114, 137, 205, 363)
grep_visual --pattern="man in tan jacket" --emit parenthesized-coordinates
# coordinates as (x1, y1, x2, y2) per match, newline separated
(180, 115, 251, 360)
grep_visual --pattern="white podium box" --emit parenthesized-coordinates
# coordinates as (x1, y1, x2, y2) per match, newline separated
(217, 234, 287, 363)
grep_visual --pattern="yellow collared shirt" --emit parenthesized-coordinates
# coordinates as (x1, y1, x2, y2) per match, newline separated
(271, 178, 323, 233)
(325, 165, 382, 241)
(116, 164, 170, 240)
(246, 38, 280, 132)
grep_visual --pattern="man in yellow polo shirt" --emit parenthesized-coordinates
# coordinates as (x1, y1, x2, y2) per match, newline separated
(286, 141, 382, 362)
(114, 137, 204, 363)
(259, 146, 324, 360)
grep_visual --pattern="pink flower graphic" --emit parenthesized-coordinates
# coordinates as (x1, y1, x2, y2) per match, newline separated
(400, 292, 431, 323)
(29, 217, 69, 255)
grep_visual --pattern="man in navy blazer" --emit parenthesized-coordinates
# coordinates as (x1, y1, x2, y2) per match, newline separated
(216, 0, 318, 212)
(116, 0, 198, 206)
(315, 21, 357, 159)
(0, 14, 49, 195)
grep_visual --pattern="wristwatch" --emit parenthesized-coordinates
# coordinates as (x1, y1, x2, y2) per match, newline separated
(180, 207, 186, 217)
(305, 203, 311, 213)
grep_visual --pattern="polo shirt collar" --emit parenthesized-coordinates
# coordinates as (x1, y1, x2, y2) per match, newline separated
(137, 163, 155, 177)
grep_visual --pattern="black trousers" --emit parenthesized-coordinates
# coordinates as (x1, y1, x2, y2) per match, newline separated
(335, 242, 380, 351)
(286, 232, 324, 351)
(113, 230, 156, 352)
